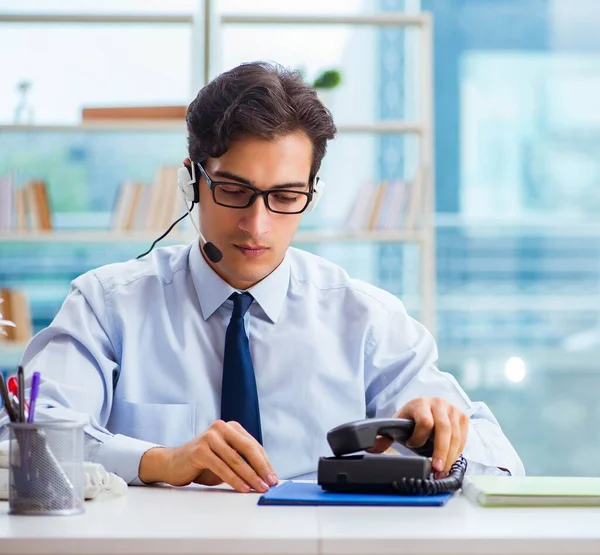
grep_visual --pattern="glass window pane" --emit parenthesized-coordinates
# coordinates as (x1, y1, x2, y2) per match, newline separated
(426, 0, 600, 476)
(218, 24, 423, 127)
(0, 23, 191, 124)
(219, 24, 383, 127)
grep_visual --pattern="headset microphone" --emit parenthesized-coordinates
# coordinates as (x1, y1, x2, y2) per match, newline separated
(178, 184, 223, 263)
(201, 240, 223, 263)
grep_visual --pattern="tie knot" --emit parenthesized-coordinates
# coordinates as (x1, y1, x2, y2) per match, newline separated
(230, 292, 253, 318)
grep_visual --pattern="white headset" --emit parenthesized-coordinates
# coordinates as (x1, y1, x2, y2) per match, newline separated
(176, 162, 325, 212)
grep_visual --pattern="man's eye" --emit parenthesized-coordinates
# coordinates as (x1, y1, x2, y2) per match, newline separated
(272, 193, 299, 203)
(220, 185, 247, 195)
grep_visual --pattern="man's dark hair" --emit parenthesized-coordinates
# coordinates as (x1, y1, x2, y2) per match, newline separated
(186, 61, 337, 183)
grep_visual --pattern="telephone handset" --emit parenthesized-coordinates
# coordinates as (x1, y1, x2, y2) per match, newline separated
(317, 418, 467, 495)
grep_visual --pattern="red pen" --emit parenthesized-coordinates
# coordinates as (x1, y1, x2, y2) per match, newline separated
(7, 376, 17, 397)
(7, 375, 29, 415)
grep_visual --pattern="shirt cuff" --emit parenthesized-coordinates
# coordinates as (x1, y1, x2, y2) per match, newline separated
(464, 458, 512, 476)
(93, 433, 159, 485)
(463, 418, 526, 477)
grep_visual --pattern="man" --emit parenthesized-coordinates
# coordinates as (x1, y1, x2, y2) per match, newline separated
(3, 62, 524, 493)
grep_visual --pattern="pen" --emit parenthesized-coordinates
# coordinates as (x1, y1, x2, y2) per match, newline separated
(7, 375, 17, 396)
(17, 366, 25, 423)
(27, 372, 40, 423)
(8, 376, 29, 414)
(0, 373, 17, 422)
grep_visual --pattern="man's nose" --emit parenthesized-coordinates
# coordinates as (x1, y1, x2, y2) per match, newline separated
(238, 195, 271, 237)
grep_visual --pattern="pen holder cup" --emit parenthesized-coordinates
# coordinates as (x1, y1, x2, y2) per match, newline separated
(7, 420, 85, 516)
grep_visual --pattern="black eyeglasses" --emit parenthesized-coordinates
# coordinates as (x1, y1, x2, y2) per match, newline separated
(196, 162, 313, 215)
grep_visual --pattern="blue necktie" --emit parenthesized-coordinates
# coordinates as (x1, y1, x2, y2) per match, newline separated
(220, 292, 263, 444)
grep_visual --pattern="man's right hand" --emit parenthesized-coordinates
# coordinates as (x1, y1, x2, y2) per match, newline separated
(138, 420, 278, 493)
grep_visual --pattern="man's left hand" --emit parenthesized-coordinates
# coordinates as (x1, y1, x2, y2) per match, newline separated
(367, 397, 469, 478)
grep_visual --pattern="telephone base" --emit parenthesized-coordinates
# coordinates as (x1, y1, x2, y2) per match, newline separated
(317, 453, 432, 494)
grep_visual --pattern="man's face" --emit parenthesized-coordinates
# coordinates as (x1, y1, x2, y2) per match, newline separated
(198, 132, 313, 290)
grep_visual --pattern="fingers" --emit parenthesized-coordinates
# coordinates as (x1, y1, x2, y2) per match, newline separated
(200, 445, 255, 493)
(448, 409, 469, 473)
(208, 432, 271, 493)
(430, 402, 452, 474)
(402, 400, 436, 453)
(397, 398, 469, 478)
(196, 420, 277, 493)
(366, 435, 393, 454)
(227, 421, 278, 483)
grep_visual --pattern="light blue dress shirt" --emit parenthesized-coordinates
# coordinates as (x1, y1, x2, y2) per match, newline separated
(1, 242, 524, 483)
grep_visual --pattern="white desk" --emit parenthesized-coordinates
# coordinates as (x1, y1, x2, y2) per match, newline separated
(1, 484, 600, 555)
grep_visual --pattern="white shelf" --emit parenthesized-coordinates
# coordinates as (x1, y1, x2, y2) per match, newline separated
(337, 121, 423, 134)
(0, 120, 422, 134)
(221, 14, 429, 27)
(0, 13, 194, 24)
(0, 229, 423, 244)
(0, 231, 190, 243)
(0, 121, 186, 131)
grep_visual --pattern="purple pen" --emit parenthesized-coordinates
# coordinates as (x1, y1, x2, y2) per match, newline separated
(27, 371, 40, 423)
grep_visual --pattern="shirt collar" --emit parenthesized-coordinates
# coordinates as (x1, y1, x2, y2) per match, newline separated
(189, 241, 290, 324)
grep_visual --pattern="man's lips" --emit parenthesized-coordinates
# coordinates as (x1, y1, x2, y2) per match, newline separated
(234, 244, 269, 257)
(234, 244, 269, 251)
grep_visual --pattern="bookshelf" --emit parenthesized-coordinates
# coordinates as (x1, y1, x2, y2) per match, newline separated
(0, 120, 423, 134)
(0, 9, 436, 366)
(0, 229, 425, 244)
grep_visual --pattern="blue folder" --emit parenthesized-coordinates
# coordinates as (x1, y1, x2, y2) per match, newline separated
(258, 481, 453, 506)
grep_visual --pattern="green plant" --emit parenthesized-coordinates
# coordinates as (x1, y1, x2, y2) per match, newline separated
(312, 69, 342, 90)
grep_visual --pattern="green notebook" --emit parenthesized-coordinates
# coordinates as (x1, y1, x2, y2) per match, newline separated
(462, 476, 600, 507)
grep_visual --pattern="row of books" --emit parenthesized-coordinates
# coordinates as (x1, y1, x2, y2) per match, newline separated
(0, 166, 184, 234)
(111, 166, 183, 232)
(1, 167, 426, 234)
(0, 177, 53, 232)
(345, 171, 424, 231)
(0, 289, 32, 343)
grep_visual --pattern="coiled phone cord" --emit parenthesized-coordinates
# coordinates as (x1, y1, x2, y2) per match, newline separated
(391, 455, 468, 495)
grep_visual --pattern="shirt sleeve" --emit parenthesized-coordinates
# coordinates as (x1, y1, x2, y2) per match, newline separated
(363, 297, 525, 477)
(0, 273, 158, 485)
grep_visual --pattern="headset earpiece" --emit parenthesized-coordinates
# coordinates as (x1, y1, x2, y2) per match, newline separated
(177, 164, 199, 204)
(307, 176, 325, 212)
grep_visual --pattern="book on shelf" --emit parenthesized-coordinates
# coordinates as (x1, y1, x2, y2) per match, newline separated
(0, 166, 182, 236)
(0, 175, 11, 232)
(0, 289, 31, 344)
(111, 166, 182, 233)
(1, 177, 53, 233)
(344, 170, 424, 233)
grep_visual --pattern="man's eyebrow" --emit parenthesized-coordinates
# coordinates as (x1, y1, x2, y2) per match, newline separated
(213, 170, 252, 185)
(212, 170, 309, 190)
